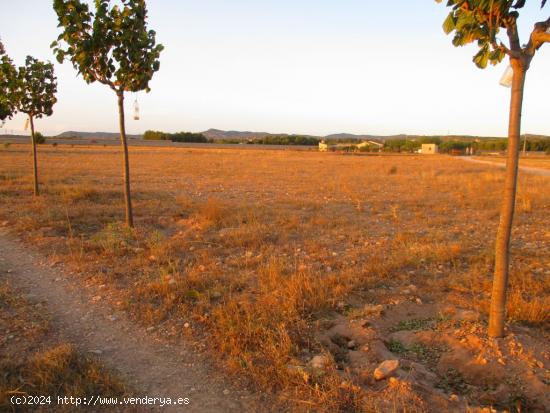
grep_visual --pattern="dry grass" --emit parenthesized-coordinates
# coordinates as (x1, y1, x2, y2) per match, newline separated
(0, 144, 548, 411)
(0, 282, 131, 412)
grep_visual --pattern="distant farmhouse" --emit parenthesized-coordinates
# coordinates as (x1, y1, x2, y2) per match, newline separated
(421, 143, 438, 154)
(319, 140, 384, 152)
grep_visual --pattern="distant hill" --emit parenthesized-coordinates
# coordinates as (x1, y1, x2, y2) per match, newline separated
(56, 131, 142, 140)
(51, 129, 550, 143)
(201, 129, 274, 140)
(325, 133, 381, 140)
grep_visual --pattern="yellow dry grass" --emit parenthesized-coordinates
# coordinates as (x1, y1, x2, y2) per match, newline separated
(0, 281, 130, 412)
(0, 144, 548, 412)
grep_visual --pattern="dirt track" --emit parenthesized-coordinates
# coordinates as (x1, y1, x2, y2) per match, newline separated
(0, 230, 262, 413)
(460, 156, 550, 177)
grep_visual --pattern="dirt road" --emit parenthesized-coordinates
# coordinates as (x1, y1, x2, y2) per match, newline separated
(0, 230, 262, 413)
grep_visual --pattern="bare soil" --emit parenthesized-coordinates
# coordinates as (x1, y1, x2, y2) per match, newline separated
(465, 156, 550, 176)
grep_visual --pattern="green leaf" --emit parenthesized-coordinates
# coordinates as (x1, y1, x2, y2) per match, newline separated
(442, 13, 456, 34)
(473, 48, 489, 69)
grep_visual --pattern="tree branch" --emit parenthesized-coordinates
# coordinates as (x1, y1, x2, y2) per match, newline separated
(506, 21, 522, 52)
(524, 16, 550, 56)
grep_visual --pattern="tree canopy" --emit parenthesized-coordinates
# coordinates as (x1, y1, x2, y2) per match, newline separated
(12, 56, 57, 118)
(437, 0, 550, 68)
(0, 40, 17, 121)
(51, 0, 164, 93)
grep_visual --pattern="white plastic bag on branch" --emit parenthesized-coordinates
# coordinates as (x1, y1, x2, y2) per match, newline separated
(133, 98, 140, 120)
(499, 65, 513, 88)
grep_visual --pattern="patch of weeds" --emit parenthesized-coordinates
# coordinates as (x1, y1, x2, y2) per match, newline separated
(386, 339, 407, 354)
(90, 222, 134, 255)
(408, 343, 441, 364)
(184, 290, 201, 301)
(503, 394, 531, 413)
(435, 368, 470, 395)
(146, 229, 165, 248)
(392, 317, 434, 332)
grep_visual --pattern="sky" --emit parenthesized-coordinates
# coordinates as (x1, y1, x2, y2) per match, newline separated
(1, 0, 550, 137)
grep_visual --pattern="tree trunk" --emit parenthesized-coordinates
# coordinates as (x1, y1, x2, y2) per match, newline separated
(488, 62, 526, 338)
(29, 115, 39, 196)
(117, 91, 134, 228)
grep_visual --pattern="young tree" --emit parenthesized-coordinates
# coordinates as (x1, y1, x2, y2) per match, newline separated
(437, 0, 550, 337)
(12, 56, 57, 196)
(0, 40, 17, 123)
(52, 0, 163, 227)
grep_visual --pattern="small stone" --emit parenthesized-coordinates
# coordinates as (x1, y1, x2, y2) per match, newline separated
(89, 350, 103, 355)
(223, 389, 230, 395)
(373, 360, 400, 380)
(168, 279, 176, 285)
(347, 340, 356, 349)
(497, 358, 506, 365)
(146, 326, 155, 332)
(184, 322, 190, 329)
(415, 298, 423, 304)
(211, 291, 222, 299)
(309, 355, 330, 370)
(449, 394, 460, 402)
(360, 344, 370, 353)
(91, 295, 102, 302)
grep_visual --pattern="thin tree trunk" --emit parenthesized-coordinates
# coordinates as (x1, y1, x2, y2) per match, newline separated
(488, 63, 526, 338)
(29, 115, 39, 196)
(117, 91, 134, 227)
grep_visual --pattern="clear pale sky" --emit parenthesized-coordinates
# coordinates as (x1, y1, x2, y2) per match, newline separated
(1, 1, 549, 137)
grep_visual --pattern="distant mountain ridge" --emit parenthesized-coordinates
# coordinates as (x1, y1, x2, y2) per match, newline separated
(54, 129, 550, 142)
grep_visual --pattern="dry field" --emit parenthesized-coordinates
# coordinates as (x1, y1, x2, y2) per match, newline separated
(0, 144, 549, 412)
(474, 153, 550, 170)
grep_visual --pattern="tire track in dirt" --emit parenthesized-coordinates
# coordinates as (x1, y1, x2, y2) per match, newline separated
(0, 230, 263, 413)
(459, 157, 550, 177)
